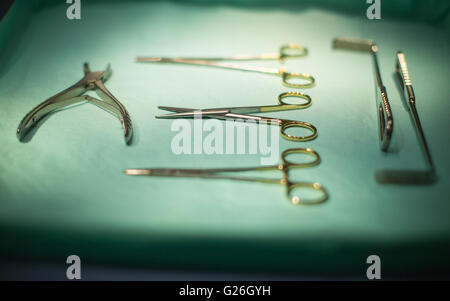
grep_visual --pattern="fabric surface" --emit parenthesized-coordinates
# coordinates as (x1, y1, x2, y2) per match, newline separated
(0, 0, 449, 273)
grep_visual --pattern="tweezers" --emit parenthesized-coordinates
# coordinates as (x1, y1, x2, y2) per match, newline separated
(17, 63, 133, 145)
(375, 52, 436, 184)
(395, 51, 434, 171)
(333, 38, 393, 152)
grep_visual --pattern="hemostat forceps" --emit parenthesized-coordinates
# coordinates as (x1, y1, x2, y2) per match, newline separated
(333, 38, 393, 152)
(17, 63, 133, 145)
(157, 92, 317, 142)
(125, 147, 328, 205)
(136, 44, 315, 88)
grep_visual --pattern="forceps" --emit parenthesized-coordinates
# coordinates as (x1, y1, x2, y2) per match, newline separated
(136, 44, 315, 88)
(17, 63, 133, 145)
(333, 38, 393, 151)
(157, 92, 317, 142)
(395, 51, 434, 171)
(125, 148, 328, 205)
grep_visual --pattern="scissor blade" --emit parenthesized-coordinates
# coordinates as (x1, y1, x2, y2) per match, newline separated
(208, 104, 303, 115)
(228, 105, 302, 114)
(158, 106, 198, 113)
(157, 105, 264, 116)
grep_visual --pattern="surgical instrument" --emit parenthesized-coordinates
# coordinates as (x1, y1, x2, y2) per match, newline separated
(17, 63, 133, 145)
(125, 147, 328, 205)
(136, 44, 315, 88)
(333, 38, 393, 152)
(157, 92, 317, 142)
(395, 51, 434, 171)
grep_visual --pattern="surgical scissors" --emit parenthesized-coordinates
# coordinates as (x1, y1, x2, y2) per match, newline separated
(136, 44, 315, 88)
(125, 147, 328, 205)
(157, 92, 317, 142)
(17, 63, 133, 145)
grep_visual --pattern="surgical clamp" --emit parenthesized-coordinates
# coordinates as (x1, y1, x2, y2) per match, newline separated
(125, 147, 328, 205)
(136, 44, 315, 88)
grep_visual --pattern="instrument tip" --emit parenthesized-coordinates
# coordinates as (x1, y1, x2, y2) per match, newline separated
(125, 169, 144, 175)
(135, 57, 162, 62)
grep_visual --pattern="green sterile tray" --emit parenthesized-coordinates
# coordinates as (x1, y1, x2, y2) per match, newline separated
(1, 0, 449, 275)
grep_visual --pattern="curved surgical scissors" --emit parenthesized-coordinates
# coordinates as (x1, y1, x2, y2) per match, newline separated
(157, 92, 317, 142)
(136, 44, 315, 88)
(17, 63, 133, 145)
(125, 147, 328, 205)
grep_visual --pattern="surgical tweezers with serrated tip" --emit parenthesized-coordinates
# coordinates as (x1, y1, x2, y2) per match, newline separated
(395, 51, 434, 171)
(17, 63, 133, 145)
(333, 38, 393, 152)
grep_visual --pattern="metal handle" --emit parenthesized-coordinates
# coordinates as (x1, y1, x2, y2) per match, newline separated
(286, 182, 328, 205)
(376, 85, 393, 152)
(280, 148, 327, 205)
(280, 120, 317, 141)
(332, 38, 375, 52)
(395, 51, 434, 170)
(281, 70, 315, 88)
(279, 44, 308, 61)
(281, 147, 321, 167)
(278, 91, 312, 108)
(16, 84, 86, 141)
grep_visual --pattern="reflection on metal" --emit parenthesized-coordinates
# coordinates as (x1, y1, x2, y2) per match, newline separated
(373, 51, 438, 184)
(17, 63, 133, 145)
(136, 44, 315, 88)
(333, 38, 393, 152)
(395, 51, 434, 171)
(156, 92, 317, 142)
(125, 148, 328, 205)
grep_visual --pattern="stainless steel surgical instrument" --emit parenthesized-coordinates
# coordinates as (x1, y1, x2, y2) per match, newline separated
(136, 44, 315, 88)
(333, 38, 393, 152)
(395, 51, 434, 172)
(156, 92, 317, 142)
(125, 147, 328, 205)
(17, 63, 133, 145)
